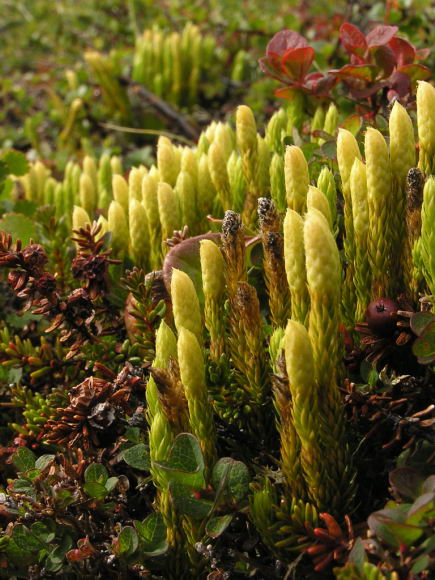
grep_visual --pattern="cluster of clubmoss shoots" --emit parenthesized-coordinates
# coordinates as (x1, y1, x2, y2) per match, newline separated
(0, 79, 434, 580)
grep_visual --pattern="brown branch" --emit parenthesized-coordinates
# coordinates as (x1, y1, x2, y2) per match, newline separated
(126, 81, 200, 141)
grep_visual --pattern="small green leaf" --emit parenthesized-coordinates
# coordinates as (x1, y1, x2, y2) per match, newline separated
(212, 458, 250, 503)
(54, 488, 75, 508)
(406, 492, 435, 525)
(299, 143, 318, 161)
(0, 213, 38, 245)
(319, 140, 337, 160)
(83, 482, 108, 500)
(4, 537, 33, 565)
(410, 312, 433, 337)
(420, 533, 435, 555)
(155, 433, 205, 490)
(205, 515, 233, 538)
(124, 425, 142, 444)
(31, 521, 55, 544)
(13, 200, 37, 217)
(105, 476, 119, 492)
(12, 447, 36, 473)
(347, 537, 367, 572)
(2, 150, 29, 176)
(35, 454, 56, 471)
(134, 512, 168, 555)
(11, 478, 35, 494)
(412, 320, 435, 364)
(84, 463, 108, 485)
(26, 469, 42, 480)
(389, 467, 425, 501)
(12, 524, 44, 552)
(360, 361, 379, 387)
(368, 510, 423, 548)
(0, 536, 10, 551)
(122, 443, 150, 471)
(169, 481, 213, 519)
(116, 526, 139, 557)
(45, 547, 66, 572)
(411, 554, 430, 575)
(47, 534, 73, 572)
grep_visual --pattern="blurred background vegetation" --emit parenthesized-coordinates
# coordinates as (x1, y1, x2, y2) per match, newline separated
(1, 0, 434, 167)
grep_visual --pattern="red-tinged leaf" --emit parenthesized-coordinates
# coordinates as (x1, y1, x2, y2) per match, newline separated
(349, 53, 365, 66)
(340, 114, 363, 136)
(66, 537, 95, 562)
(258, 56, 288, 83)
(266, 30, 309, 58)
(397, 63, 432, 83)
(388, 71, 412, 99)
(330, 64, 375, 82)
(366, 25, 398, 48)
(304, 72, 337, 96)
(340, 23, 367, 58)
(415, 48, 430, 61)
(281, 46, 315, 80)
(275, 86, 303, 100)
(371, 45, 396, 78)
(347, 82, 387, 99)
(389, 37, 416, 67)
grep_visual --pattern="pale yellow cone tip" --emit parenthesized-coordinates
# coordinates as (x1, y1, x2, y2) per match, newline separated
(307, 186, 332, 227)
(171, 268, 202, 340)
(177, 325, 205, 394)
(154, 320, 178, 368)
(337, 127, 361, 151)
(200, 239, 226, 300)
(236, 105, 257, 153)
(284, 319, 315, 384)
(72, 206, 91, 231)
(304, 208, 340, 295)
(365, 126, 383, 142)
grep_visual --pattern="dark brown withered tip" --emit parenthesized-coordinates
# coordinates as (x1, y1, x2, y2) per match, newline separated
(257, 197, 273, 220)
(406, 167, 424, 211)
(222, 211, 242, 239)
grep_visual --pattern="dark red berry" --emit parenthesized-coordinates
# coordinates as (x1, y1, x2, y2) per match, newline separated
(365, 299, 398, 337)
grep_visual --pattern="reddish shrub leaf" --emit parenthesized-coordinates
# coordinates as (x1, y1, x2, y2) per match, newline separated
(347, 81, 387, 99)
(340, 23, 367, 58)
(258, 56, 287, 82)
(330, 64, 375, 82)
(372, 45, 396, 77)
(388, 71, 412, 99)
(389, 37, 416, 67)
(398, 63, 432, 83)
(340, 114, 363, 136)
(266, 30, 308, 58)
(366, 25, 398, 48)
(281, 46, 315, 80)
(66, 537, 95, 562)
(304, 72, 337, 96)
(415, 48, 430, 61)
(275, 86, 302, 99)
